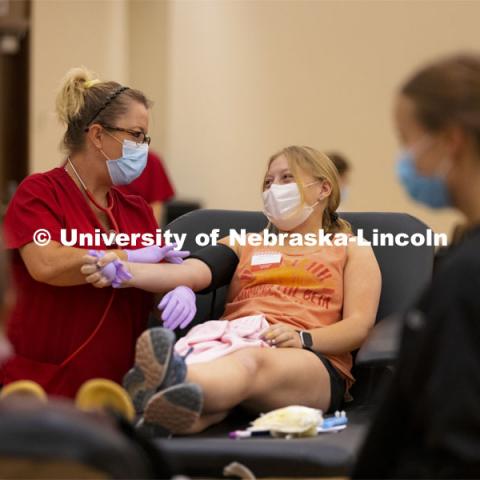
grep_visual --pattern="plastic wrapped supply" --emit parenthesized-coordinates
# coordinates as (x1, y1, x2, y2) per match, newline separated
(250, 405, 323, 438)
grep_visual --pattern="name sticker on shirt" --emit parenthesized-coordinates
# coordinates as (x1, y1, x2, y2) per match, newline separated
(251, 252, 282, 271)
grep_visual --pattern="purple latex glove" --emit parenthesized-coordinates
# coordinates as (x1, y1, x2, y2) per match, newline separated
(126, 244, 190, 264)
(111, 266, 133, 289)
(88, 250, 132, 288)
(158, 286, 196, 330)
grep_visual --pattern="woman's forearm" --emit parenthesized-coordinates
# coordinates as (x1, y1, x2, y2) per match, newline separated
(20, 242, 127, 287)
(124, 258, 212, 293)
(309, 315, 373, 355)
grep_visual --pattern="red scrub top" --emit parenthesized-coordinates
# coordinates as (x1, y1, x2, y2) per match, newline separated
(117, 151, 175, 203)
(1, 167, 159, 398)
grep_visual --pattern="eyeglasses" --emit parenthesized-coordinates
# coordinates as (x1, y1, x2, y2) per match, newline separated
(101, 124, 151, 145)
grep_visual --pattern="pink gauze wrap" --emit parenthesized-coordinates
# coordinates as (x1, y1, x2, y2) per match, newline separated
(174, 314, 271, 365)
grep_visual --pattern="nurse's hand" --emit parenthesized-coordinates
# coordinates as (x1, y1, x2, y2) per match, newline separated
(81, 252, 117, 288)
(81, 251, 131, 288)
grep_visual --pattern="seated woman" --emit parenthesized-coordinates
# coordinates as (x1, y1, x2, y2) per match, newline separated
(81, 145, 381, 434)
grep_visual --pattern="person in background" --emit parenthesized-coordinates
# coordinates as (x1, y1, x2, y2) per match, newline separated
(116, 150, 175, 226)
(353, 53, 480, 478)
(326, 152, 351, 205)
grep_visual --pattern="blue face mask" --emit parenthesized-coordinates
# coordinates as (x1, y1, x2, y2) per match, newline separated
(396, 149, 451, 209)
(105, 139, 148, 186)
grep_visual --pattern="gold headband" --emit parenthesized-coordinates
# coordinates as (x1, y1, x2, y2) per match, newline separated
(84, 79, 101, 89)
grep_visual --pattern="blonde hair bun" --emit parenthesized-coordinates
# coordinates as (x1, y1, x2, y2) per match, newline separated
(55, 66, 100, 125)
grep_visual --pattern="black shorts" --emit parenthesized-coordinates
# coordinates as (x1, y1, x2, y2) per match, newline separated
(312, 352, 346, 413)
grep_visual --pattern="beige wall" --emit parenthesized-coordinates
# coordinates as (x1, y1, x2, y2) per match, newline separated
(31, 0, 480, 236)
(128, 0, 167, 149)
(30, 0, 129, 172)
(161, 0, 477, 236)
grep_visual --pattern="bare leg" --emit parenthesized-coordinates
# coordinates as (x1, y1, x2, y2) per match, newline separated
(186, 347, 331, 429)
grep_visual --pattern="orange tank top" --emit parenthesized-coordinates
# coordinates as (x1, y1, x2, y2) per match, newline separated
(222, 240, 354, 388)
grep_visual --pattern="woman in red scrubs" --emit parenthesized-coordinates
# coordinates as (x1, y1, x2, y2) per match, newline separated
(1, 67, 159, 398)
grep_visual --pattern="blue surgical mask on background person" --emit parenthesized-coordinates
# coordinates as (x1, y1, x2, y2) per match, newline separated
(102, 139, 149, 186)
(396, 148, 451, 209)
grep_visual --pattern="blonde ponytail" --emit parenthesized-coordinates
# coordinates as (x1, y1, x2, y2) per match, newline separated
(55, 66, 98, 125)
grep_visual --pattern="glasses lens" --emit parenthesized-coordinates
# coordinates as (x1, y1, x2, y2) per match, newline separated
(131, 131, 149, 145)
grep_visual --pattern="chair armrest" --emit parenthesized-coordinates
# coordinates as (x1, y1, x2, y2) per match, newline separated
(355, 314, 403, 367)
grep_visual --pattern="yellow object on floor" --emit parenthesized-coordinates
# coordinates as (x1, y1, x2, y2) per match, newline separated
(75, 378, 135, 421)
(0, 380, 48, 401)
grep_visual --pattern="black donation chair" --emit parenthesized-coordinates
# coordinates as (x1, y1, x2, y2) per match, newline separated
(154, 209, 434, 478)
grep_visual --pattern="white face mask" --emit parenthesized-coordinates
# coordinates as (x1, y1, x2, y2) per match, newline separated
(262, 182, 319, 231)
